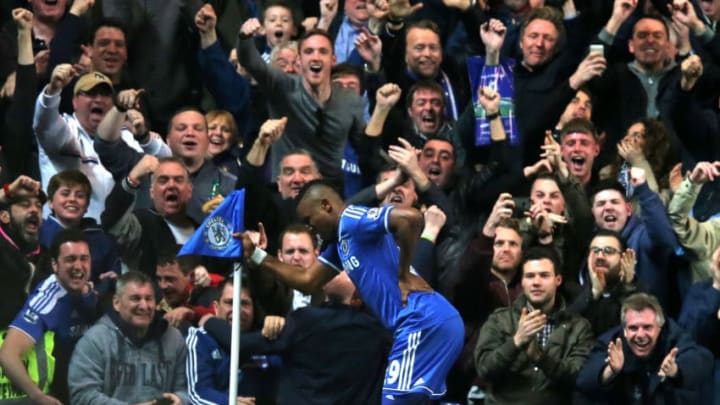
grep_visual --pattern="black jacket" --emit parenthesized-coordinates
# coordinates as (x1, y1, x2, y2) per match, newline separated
(205, 302, 392, 405)
(0, 224, 50, 329)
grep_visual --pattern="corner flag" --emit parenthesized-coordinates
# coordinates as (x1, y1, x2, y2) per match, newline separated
(178, 189, 245, 258)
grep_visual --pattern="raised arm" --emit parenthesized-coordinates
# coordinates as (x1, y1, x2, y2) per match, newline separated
(236, 18, 291, 94)
(4, 9, 38, 179)
(668, 161, 720, 258)
(33, 63, 78, 156)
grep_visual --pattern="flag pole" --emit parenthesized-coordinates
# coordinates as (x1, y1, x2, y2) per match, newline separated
(228, 261, 243, 405)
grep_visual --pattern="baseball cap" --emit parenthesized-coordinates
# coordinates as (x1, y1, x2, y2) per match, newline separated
(73, 72, 113, 96)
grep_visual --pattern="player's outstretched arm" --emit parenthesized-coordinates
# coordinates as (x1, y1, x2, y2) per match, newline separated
(237, 231, 337, 293)
(263, 255, 337, 294)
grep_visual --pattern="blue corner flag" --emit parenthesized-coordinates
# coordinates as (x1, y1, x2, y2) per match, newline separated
(178, 189, 245, 258)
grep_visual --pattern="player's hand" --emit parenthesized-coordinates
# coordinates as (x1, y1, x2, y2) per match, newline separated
(245, 222, 268, 250)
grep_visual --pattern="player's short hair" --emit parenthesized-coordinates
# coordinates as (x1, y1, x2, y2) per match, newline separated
(296, 179, 338, 204)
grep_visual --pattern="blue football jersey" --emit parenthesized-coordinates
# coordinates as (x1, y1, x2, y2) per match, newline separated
(319, 205, 404, 329)
(10, 275, 96, 346)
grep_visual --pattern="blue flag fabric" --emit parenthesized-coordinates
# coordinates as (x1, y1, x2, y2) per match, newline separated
(466, 56, 519, 147)
(178, 189, 245, 258)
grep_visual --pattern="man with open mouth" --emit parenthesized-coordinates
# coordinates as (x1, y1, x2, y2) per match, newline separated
(0, 229, 97, 404)
(559, 118, 600, 189)
(321, 0, 370, 65)
(590, 175, 677, 308)
(33, 67, 169, 223)
(102, 156, 198, 279)
(237, 20, 366, 194)
(578, 292, 712, 403)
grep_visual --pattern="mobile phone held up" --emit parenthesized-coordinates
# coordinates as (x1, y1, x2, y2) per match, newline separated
(589, 44, 604, 56)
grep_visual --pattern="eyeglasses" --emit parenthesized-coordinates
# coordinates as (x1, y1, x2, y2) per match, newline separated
(589, 246, 620, 255)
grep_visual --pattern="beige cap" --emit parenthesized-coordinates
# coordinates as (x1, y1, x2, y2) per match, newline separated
(73, 72, 113, 96)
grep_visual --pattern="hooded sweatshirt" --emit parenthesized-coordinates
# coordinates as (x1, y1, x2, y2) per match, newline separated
(68, 312, 189, 405)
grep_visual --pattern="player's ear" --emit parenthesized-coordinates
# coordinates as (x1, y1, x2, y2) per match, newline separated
(320, 198, 332, 213)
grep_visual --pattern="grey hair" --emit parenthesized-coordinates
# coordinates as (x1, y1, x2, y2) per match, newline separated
(621, 292, 665, 328)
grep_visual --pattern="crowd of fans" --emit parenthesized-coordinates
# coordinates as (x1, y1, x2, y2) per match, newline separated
(0, 0, 720, 403)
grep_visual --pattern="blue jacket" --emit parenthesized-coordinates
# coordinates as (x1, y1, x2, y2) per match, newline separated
(679, 280, 720, 404)
(186, 327, 231, 405)
(185, 327, 278, 405)
(577, 319, 713, 404)
(620, 183, 679, 306)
